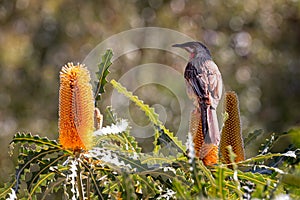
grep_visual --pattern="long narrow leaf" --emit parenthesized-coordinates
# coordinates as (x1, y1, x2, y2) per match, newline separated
(110, 79, 186, 154)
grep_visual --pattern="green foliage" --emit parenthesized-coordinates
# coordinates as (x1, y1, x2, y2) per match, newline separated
(1, 52, 299, 199)
(94, 49, 113, 102)
(98, 106, 142, 154)
(286, 128, 300, 148)
(244, 129, 263, 147)
(1, 133, 70, 199)
(2, 99, 298, 199)
(110, 79, 186, 155)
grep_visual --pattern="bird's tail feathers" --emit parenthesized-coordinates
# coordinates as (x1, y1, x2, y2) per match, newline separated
(206, 108, 220, 145)
(189, 108, 218, 165)
(200, 103, 209, 142)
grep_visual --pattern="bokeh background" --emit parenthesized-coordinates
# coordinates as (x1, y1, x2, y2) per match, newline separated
(1, 0, 300, 184)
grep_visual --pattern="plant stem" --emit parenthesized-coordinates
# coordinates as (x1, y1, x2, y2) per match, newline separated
(77, 161, 84, 200)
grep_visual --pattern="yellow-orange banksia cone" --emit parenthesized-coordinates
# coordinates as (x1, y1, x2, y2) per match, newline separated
(220, 91, 245, 164)
(59, 63, 94, 151)
(189, 108, 218, 166)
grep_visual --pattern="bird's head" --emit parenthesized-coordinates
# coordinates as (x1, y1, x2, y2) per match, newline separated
(172, 41, 211, 59)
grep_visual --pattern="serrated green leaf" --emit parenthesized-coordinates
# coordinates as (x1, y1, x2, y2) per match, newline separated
(235, 151, 297, 167)
(94, 49, 113, 101)
(98, 107, 141, 153)
(0, 181, 16, 199)
(121, 173, 137, 199)
(215, 166, 226, 198)
(153, 129, 161, 153)
(30, 173, 55, 196)
(41, 177, 65, 199)
(96, 132, 141, 154)
(11, 132, 66, 152)
(110, 79, 186, 154)
(89, 147, 149, 173)
(156, 124, 186, 154)
(139, 152, 178, 169)
(120, 131, 141, 153)
(173, 178, 190, 199)
(13, 147, 66, 196)
(110, 79, 159, 123)
(244, 129, 263, 147)
(105, 106, 118, 124)
(28, 153, 68, 192)
(133, 174, 159, 198)
(196, 160, 215, 186)
(225, 169, 277, 189)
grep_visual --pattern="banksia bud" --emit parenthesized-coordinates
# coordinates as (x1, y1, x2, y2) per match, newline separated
(189, 108, 218, 166)
(220, 91, 245, 164)
(94, 107, 103, 130)
(189, 108, 204, 158)
(59, 63, 95, 151)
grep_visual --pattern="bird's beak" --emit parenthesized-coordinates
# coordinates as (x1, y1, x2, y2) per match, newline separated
(172, 43, 185, 48)
(172, 42, 194, 53)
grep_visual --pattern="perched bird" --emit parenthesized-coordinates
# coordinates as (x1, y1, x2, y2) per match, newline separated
(173, 42, 223, 164)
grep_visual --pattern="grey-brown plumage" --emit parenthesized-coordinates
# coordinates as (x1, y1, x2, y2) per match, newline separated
(173, 42, 223, 147)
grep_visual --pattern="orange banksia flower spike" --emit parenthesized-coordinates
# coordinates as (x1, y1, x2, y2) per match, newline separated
(189, 108, 204, 158)
(59, 63, 95, 151)
(220, 91, 245, 164)
(189, 108, 218, 166)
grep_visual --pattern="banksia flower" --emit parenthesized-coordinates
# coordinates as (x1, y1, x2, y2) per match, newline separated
(189, 108, 204, 158)
(202, 144, 218, 166)
(189, 108, 218, 166)
(59, 63, 95, 151)
(220, 91, 245, 164)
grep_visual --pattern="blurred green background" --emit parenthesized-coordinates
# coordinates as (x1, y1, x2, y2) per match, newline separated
(0, 0, 300, 184)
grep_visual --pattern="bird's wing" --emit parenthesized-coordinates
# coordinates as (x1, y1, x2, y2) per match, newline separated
(184, 62, 210, 144)
(184, 62, 208, 104)
(205, 60, 223, 108)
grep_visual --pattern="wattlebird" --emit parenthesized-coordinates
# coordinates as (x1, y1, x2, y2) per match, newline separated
(173, 42, 223, 165)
